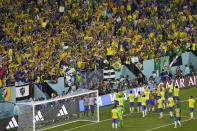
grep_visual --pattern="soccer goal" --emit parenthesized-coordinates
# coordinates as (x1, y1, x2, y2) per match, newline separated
(16, 89, 99, 131)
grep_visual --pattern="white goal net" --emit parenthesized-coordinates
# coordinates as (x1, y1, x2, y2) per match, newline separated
(16, 89, 99, 131)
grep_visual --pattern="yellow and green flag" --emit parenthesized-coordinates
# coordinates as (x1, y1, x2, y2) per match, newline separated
(160, 56, 169, 71)
(112, 61, 122, 71)
(136, 62, 143, 70)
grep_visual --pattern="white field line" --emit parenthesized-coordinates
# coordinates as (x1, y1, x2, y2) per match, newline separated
(64, 114, 190, 131)
(145, 118, 196, 131)
(39, 98, 196, 131)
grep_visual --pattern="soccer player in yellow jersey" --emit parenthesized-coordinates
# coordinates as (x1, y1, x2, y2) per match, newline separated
(114, 90, 119, 105)
(128, 90, 135, 114)
(144, 87, 150, 112)
(136, 91, 142, 112)
(160, 89, 166, 109)
(158, 96, 163, 119)
(174, 105, 182, 128)
(173, 86, 180, 100)
(118, 95, 124, 113)
(149, 91, 155, 112)
(141, 95, 147, 117)
(188, 96, 195, 120)
(112, 105, 118, 129)
(168, 81, 173, 96)
(168, 94, 174, 118)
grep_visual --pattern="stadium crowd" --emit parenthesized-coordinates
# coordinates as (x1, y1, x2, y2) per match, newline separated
(0, 0, 197, 91)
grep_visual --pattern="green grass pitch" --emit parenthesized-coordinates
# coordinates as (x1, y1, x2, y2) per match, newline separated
(40, 86, 197, 131)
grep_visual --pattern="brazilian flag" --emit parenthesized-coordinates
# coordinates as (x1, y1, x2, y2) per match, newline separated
(160, 56, 169, 71)
(136, 62, 143, 70)
(112, 61, 122, 71)
(76, 73, 82, 83)
(154, 58, 160, 70)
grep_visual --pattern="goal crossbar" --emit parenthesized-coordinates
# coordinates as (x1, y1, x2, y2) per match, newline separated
(17, 90, 98, 106)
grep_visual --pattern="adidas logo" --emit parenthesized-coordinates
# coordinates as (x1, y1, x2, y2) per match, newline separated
(6, 117, 18, 129)
(35, 110, 44, 122)
(57, 105, 68, 117)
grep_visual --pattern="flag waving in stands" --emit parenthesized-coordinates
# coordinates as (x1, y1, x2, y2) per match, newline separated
(160, 56, 169, 71)
(112, 61, 122, 71)
(136, 62, 143, 70)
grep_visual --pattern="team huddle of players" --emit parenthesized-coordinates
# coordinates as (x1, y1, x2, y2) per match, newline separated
(111, 82, 196, 129)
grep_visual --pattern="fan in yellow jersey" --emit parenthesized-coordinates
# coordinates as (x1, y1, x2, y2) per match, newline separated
(136, 91, 142, 112)
(128, 90, 135, 114)
(158, 96, 163, 119)
(141, 95, 147, 117)
(173, 86, 180, 100)
(168, 94, 174, 118)
(160, 88, 166, 109)
(188, 96, 195, 120)
(112, 105, 118, 129)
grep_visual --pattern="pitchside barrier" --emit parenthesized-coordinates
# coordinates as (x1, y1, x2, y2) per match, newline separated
(1, 75, 197, 130)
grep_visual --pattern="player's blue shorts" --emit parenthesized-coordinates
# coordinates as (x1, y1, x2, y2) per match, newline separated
(150, 99, 155, 105)
(146, 100, 150, 105)
(114, 100, 119, 105)
(129, 102, 134, 107)
(162, 100, 165, 104)
(120, 105, 124, 108)
(169, 93, 172, 96)
(168, 107, 173, 111)
(142, 105, 146, 110)
(112, 118, 118, 123)
(137, 102, 141, 106)
(189, 108, 194, 112)
(173, 96, 179, 100)
(174, 117, 180, 121)
(165, 96, 168, 101)
(158, 108, 163, 112)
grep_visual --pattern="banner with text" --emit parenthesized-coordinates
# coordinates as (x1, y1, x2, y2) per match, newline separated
(158, 75, 197, 89)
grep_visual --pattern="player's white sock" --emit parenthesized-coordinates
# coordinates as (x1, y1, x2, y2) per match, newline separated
(145, 109, 147, 116)
(166, 103, 169, 108)
(163, 103, 166, 109)
(178, 121, 181, 127)
(115, 123, 118, 129)
(174, 121, 177, 128)
(149, 107, 151, 111)
(142, 111, 145, 117)
(130, 107, 132, 113)
(152, 107, 154, 111)
(160, 112, 163, 118)
(137, 107, 139, 112)
(132, 107, 134, 112)
(191, 112, 194, 119)
(170, 111, 173, 117)
(112, 123, 114, 128)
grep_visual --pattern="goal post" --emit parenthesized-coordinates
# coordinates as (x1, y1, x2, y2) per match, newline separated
(16, 89, 100, 131)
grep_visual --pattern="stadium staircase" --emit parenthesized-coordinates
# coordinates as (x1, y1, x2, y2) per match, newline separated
(125, 63, 147, 81)
(37, 82, 58, 99)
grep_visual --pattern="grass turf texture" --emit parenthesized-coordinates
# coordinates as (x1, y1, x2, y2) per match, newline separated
(40, 86, 197, 131)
